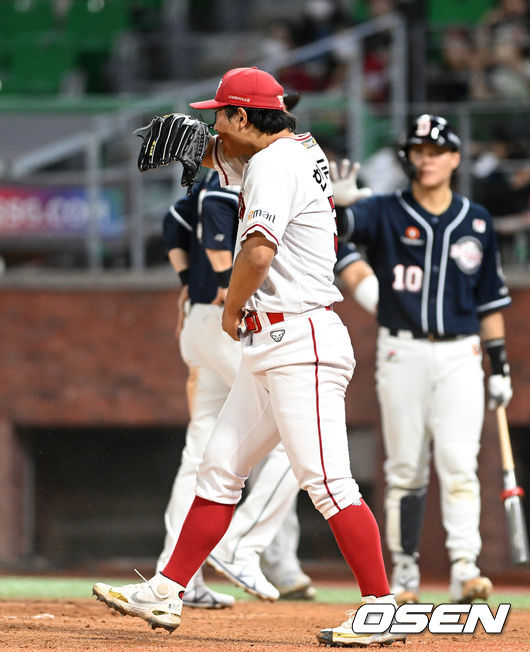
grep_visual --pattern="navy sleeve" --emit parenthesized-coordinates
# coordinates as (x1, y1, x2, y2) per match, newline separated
(473, 206, 511, 315)
(201, 191, 238, 253)
(162, 194, 194, 253)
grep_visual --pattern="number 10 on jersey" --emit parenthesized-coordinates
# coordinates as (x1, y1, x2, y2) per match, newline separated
(392, 264, 423, 293)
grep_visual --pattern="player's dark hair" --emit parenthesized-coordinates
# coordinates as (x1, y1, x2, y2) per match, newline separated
(224, 105, 296, 134)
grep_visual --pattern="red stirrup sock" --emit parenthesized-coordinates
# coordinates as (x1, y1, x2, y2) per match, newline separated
(327, 499, 390, 597)
(162, 496, 236, 586)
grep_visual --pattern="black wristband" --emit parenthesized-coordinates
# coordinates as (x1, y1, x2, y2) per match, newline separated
(215, 267, 232, 288)
(177, 269, 190, 286)
(336, 206, 354, 243)
(484, 338, 510, 376)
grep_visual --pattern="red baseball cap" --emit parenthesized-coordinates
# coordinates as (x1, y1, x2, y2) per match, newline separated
(190, 67, 285, 111)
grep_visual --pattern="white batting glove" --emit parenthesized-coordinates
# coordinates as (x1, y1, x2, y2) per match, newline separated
(330, 159, 373, 207)
(488, 374, 513, 410)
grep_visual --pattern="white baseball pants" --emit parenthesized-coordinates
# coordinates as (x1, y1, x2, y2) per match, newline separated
(196, 307, 362, 521)
(376, 329, 484, 562)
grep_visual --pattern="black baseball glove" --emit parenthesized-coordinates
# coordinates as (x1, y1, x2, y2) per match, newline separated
(135, 113, 210, 194)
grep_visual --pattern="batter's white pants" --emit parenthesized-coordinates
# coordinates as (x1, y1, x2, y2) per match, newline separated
(376, 329, 484, 562)
(157, 303, 303, 576)
(196, 307, 362, 521)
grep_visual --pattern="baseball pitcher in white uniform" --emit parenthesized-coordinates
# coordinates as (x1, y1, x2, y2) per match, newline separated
(94, 67, 406, 648)
(159, 171, 315, 603)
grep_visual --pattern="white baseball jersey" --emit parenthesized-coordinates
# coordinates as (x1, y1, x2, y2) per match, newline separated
(212, 134, 343, 313)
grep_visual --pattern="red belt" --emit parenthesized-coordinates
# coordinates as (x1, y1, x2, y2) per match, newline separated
(244, 306, 332, 334)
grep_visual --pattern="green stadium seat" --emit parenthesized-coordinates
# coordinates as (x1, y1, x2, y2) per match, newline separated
(0, 0, 56, 38)
(65, 0, 130, 52)
(428, 0, 495, 26)
(4, 34, 75, 94)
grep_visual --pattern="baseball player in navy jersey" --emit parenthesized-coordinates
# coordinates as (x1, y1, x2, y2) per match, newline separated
(155, 170, 237, 609)
(158, 169, 315, 604)
(94, 66, 406, 648)
(332, 114, 512, 605)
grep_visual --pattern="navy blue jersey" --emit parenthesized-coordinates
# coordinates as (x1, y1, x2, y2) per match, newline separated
(336, 190, 511, 336)
(163, 171, 239, 304)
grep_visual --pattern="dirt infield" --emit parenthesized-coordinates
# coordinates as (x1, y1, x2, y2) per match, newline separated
(0, 599, 528, 651)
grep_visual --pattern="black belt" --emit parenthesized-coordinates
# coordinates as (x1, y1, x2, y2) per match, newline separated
(387, 329, 469, 342)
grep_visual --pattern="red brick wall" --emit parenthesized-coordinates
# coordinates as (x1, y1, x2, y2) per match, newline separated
(1, 287, 528, 427)
(0, 289, 189, 426)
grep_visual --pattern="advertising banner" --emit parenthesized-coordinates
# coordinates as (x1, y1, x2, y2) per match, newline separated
(0, 186, 124, 237)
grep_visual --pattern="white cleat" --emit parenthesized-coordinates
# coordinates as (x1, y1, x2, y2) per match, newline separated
(450, 560, 492, 603)
(260, 557, 316, 600)
(92, 571, 183, 632)
(316, 596, 407, 648)
(268, 570, 316, 600)
(183, 583, 235, 609)
(207, 554, 280, 601)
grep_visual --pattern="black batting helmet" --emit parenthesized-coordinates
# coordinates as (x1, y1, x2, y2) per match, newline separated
(398, 114, 461, 179)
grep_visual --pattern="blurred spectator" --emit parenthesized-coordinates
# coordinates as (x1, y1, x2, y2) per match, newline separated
(315, 0, 398, 99)
(472, 132, 530, 266)
(472, 129, 530, 217)
(362, 0, 397, 102)
(278, 64, 323, 93)
(260, 21, 294, 60)
(428, 26, 477, 101)
(291, 0, 347, 45)
(474, 0, 530, 99)
(285, 0, 353, 91)
(477, 0, 529, 54)
(263, 0, 404, 99)
(257, 20, 323, 91)
(363, 40, 392, 102)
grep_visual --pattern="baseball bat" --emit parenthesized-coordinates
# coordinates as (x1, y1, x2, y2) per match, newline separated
(496, 406, 530, 565)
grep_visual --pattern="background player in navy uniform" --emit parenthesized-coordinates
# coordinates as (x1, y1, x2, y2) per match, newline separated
(332, 114, 513, 604)
(159, 169, 316, 605)
(159, 169, 238, 607)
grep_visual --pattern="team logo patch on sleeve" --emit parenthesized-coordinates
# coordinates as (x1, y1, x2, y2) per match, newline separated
(472, 218, 486, 233)
(450, 236, 483, 273)
(248, 209, 276, 223)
